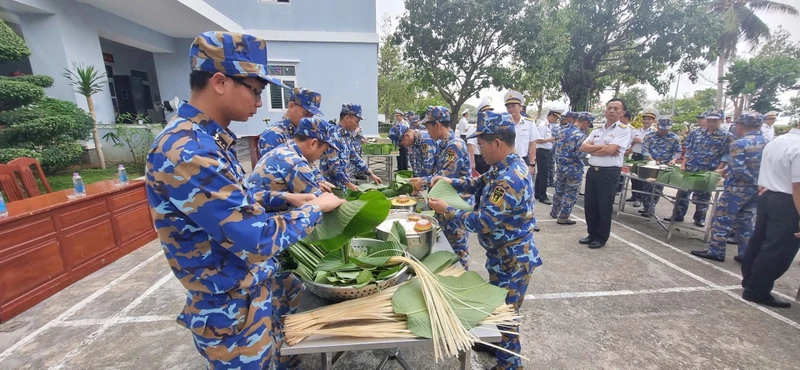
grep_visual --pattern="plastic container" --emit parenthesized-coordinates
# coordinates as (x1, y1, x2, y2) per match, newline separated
(72, 172, 86, 197)
(118, 164, 129, 186)
(0, 191, 7, 217)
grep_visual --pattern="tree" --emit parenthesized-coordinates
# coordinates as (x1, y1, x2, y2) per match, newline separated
(0, 20, 92, 174)
(710, 0, 798, 107)
(394, 0, 525, 118)
(515, 0, 720, 111)
(617, 87, 650, 116)
(785, 94, 800, 115)
(62, 62, 108, 169)
(655, 88, 717, 128)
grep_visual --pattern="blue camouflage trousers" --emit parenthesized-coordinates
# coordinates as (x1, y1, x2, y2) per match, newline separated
(440, 213, 470, 269)
(676, 190, 711, 221)
(641, 183, 664, 214)
(181, 284, 274, 369)
(486, 246, 534, 370)
(271, 271, 304, 370)
(547, 148, 556, 187)
(550, 169, 582, 220)
(707, 189, 758, 259)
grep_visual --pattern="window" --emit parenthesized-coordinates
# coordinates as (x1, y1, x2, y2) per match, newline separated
(267, 64, 297, 111)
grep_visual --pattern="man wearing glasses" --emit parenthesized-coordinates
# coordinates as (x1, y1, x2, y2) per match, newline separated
(320, 103, 383, 191)
(145, 31, 345, 369)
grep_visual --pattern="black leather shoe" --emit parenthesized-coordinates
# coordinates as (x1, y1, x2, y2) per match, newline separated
(534, 226, 541, 232)
(690, 250, 724, 262)
(588, 241, 605, 249)
(663, 216, 684, 222)
(694, 219, 705, 227)
(733, 255, 742, 264)
(640, 212, 651, 218)
(742, 291, 791, 308)
(579, 236, 593, 244)
(540, 198, 552, 205)
(727, 238, 737, 245)
(557, 219, 576, 225)
(549, 212, 558, 219)
(472, 343, 496, 355)
(626, 197, 636, 202)
(633, 200, 642, 208)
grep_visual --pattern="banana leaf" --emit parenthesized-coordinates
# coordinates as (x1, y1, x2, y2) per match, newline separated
(426, 180, 473, 211)
(331, 187, 346, 199)
(392, 271, 509, 338)
(385, 221, 408, 246)
(349, 241, 406, 267)
(358, 183, 382, 191)
(304, 191, 391, 251)
(421, 251, 460, 274)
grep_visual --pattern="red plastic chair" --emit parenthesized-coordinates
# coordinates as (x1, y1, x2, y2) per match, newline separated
(8, 157, 52, 194)
(0, 165, 25, 202)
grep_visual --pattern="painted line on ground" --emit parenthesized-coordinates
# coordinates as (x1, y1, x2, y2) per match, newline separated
(567, 208, 800, 330)
(525, 285, 741, 301)
(50, 273, 173, 370)
(57, 315, 176, 327)
(0, 251, 163, 364)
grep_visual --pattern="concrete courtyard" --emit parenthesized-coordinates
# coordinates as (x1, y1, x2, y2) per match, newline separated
(2, 187, 800, 370)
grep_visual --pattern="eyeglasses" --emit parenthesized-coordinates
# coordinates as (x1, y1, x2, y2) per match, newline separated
(229, 77, 263, 98)
(478, 141, 491, 150)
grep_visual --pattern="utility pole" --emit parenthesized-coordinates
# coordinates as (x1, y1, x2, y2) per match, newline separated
(671, 73, 681, 116)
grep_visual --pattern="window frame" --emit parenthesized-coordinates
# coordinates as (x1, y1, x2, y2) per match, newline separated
(266, 64, 298, 112)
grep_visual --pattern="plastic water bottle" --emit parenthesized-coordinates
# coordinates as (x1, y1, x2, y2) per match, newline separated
(118, 164, 129, 186)
(0, 192, 7, 217)
(72, 172, 86, 197)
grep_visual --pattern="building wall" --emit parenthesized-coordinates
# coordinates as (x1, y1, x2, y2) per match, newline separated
(99, 37, 162, 121)
(204, 0, 376, 33)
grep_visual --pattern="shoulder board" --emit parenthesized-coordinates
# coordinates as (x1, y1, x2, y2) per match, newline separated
(618, 124, 628, 129)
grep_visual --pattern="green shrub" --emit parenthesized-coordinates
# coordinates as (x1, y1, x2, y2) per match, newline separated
(0, 98, 93, 140)
(0, 148, 39, 164)
(0, 114, 84, 146)
(0, 79, 44, 111)
(0, 20, 30, 61)
(0, 75, 54, 88)
(39, 142, 84, 174)
(102, 124, 157, 174)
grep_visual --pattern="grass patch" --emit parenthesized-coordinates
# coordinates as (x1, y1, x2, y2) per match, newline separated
(47, 168, 143, 192)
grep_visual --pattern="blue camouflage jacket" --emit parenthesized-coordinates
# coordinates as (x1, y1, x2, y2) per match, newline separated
(447, 152, 541, 268)
(410, 130, 437, 178)
(725, 130, 767, 190)
(422, 130, 470, 183)
(258, 118, 293, 157)
(146, 103, 322, 296)
(319, 125, 370, 188)
(684, 128, 733, 171)
(642, 132, 682, 164)
(554, 124, 587, 170)
(246, 140, 323, 213)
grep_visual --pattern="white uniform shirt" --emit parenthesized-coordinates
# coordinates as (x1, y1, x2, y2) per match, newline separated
(758, 128, 800, 195)
(512, 116, 539, 160)
(466, 125, 481, 155)
(762, 124, 775, 142)
(586, 121, 633, 167)
(457, 118, 469, 136)
(630, 126, 654, 154)
(536, 121, 554, 150)
(720, 122, 732, 133)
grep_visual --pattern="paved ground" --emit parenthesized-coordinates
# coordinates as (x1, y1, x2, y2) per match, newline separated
(2, 185, 800, 370)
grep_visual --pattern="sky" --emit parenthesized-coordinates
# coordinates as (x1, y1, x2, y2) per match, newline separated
(376, 0, 800, 114)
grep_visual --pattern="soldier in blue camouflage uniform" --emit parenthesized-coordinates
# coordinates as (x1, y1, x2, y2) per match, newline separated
(410, 106, 473, 269)
(638, 117, 682, 218)
(320, 103, 383, 191)
(428, 111, 541, 370)
(145, 31, 344, 369)
(670, 109, 732, 227)
(550, 112, 591, 225)
(246, 117, 339, 370)
(546, 110, 563, 187)
(691, 112, 768, 262)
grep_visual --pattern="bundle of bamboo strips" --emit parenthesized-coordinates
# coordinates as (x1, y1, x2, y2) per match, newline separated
(284, 257, 525, 362)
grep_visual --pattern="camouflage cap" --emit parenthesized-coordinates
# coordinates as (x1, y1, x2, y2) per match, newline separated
(703, 108, 725, 120)
(296, 117, 340, 151)
(425, 106, 451, 123)
(389, 123, 410, 144)
(468, 111, 514, 139)
(410, 115, 420, 124)
(189, 31, 288, 89)
(736, 111, 765, 127)
(565, 111, 577, 119)
(341, 103, 364, 120)
(577, 112, 595, 122)
(405, 110, 415, 118)
(641, 107, 659, 119)
(287, 87, 323, 116)
(657, 116, 673, 130)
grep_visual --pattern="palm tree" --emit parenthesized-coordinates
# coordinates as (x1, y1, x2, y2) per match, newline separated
(62, 62, 108, 169)
(712, 0, 798, 109)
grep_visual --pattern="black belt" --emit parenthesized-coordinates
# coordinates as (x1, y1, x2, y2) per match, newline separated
(589, 166, 621, 172)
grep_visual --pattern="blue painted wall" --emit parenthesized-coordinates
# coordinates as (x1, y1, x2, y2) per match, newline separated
(204, 0, 376, 33)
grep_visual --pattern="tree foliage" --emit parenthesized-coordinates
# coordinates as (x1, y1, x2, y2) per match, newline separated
(617, 87, 650, 116)
(0, 20, 92, 174)
(394, 0, 524, 117)
(655, 88, 716, 127)
(514, 0, 720, 111)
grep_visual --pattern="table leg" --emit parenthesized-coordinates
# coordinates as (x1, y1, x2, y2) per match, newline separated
(617, 177, 629, 220)
(321, 352, 332, 370)
(459, 349, 471, 370)
(666, 196, 680, 243)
